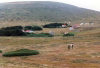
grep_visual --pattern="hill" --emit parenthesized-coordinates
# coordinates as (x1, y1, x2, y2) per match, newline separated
(0, 1, 100, 23)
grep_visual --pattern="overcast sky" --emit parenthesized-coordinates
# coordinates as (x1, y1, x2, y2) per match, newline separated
(0, 0, 100, 11)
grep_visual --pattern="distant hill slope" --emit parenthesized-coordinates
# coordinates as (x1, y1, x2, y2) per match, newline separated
(0, 1, 100, 22)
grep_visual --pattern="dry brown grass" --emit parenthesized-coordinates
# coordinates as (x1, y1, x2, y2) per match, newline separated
(0, 21, 50, 28)
(0, 27, 100, 68)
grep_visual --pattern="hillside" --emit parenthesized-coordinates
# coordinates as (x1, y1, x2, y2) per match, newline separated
(0, 1, 100, 23)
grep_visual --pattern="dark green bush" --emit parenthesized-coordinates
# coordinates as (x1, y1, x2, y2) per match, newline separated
(24, 26, 33, 30)
(1, 26, 23, 30)
(43, 23, 68, 28)
(3, 49, 39, 57)
(0, 26, 25, 36)
(24, 26, 42, 31)
(63, 33, 75, 37)
(0, 29, 25, 36)
(26, 33, 53, 37)
(0, 50, 2, 53)
(32, 26, 43, 31)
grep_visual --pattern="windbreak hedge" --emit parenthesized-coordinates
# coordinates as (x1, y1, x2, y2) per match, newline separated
(3, 49, 39, 57)
(0, 26, 25, 36)
(24, 26, 43, 31)
(1, 26, 23, 30)
(43, 23, 69, 28)
(63, 33, 75, 37)
(26, 33, 54, 37)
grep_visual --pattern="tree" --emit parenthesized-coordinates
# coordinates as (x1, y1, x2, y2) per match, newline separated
(32, 26, 42, 31)
(24, 26, 43, 31)
(0, 26, 25, 36)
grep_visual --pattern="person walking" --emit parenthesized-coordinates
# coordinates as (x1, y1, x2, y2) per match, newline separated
(67, 43, 74, 50)
(68, 45, 71, 50)
(71, 43, 74, 49)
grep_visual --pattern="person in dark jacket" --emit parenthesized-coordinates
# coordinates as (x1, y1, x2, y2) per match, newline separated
(68, 45, 71, 50)
(71, 43, 74, 49)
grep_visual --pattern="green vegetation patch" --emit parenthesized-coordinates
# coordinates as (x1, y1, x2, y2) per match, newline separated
(26, 33, 54, 37)
(3, 49, 39, 57)
(0, 26, 25, 36)
(43, 23, 69, 28)
(0, 50, 2, 53)
(63, 33, 75, 37)
(24, 26, 43, 31)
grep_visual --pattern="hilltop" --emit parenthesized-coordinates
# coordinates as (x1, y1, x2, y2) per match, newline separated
(0, 1, 100, 23)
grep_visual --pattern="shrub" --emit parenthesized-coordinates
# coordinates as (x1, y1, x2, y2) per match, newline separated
(0, 29, 25, 36)
(24, 26, 43, 31)
(24, 26, 33, 30)
(63, 33, 75, 37)
(3, 49, 39, 57)
(1, 26, 23, 30)
(0, 50, 2, 53)
(43, 23, 68, 28)
(32, 26, 42, 31)
(0, 26, 25, 36)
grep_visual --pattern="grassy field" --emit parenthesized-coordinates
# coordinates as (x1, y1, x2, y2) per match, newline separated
(0, 27, 100, 68)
